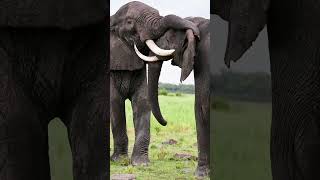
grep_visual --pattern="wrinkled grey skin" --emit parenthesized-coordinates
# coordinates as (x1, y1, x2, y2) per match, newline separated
(148, 17, 210, 177)
(213, 0, 320, 179)
(110, 1, 201, 166)
(110, 31, 151, 165)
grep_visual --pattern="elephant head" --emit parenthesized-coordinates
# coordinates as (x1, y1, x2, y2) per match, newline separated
(110, 1, 200, 59)
(134, 18, 204, 126)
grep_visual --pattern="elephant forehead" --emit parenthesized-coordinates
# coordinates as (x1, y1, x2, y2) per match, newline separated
(157, 30, 186, 49)
(123, 1, 159, 19)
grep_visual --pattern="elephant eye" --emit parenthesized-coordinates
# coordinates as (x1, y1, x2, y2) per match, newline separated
(127, 20, 133, 25)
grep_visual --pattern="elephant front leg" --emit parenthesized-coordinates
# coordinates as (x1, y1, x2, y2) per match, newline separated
(110, 83, 129, 161)
(194, 70, 210, 177)
(130, 78, 151, 166)
(194, 94, 210, 177)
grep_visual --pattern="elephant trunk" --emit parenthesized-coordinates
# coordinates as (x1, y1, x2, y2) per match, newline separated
(157, 15, 200, 39)
(139, 13, 200, 42)
(148, 62, 167, 126)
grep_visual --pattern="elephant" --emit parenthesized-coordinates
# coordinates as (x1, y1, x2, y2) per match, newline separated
(213, 0, 320, 179)
(135, 17, 210, 177)
(0, 24, 108, 179)
(110, 1, 201, 166)
(0, 1, 109, 179)
(110, 31, 151, 165)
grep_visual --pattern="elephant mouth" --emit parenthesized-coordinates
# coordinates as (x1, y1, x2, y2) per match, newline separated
(134, 39, 175, 62)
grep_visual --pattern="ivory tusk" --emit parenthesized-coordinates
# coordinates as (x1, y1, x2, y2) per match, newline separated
(145, 40, 175, 56)
(134, 43, 160, 62)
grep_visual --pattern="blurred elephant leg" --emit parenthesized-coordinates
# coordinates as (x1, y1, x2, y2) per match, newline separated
(110, 73, 129, 161)
(62, 25, 108, 179)
(194, 60, 210, 177)
(270, 72, 320, 180)
(130, 68, 151, 166)
(64, 81, 108, 180)
(0, 37, 51, 179)
(271, 94, 320, 180)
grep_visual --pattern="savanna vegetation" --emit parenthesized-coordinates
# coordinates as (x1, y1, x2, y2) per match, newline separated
(212, 69, 272, 180)
(111, 94, 208, 179)
(213, 98, 272, 180)
(212, 69, 271, 102)
(48, 69, 272, 180)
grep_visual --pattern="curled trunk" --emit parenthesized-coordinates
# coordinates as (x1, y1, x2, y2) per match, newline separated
(148, 62, 167, 126)
(138, 12, 200, 42)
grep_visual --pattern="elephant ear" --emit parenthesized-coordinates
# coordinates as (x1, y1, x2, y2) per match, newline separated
(110, 31, 145, 71)
(213, 0, 270, 67)
(180, 29, 196, 82)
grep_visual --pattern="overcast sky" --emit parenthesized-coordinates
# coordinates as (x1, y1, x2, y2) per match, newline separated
(111, 0, 210, 85)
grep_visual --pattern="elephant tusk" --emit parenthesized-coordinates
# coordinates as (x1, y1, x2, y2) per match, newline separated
(145, 40, 175, 56)
(134, 43, 160, 62)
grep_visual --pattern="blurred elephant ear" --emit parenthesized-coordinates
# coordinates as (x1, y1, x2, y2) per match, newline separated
(213, 0, 270, 67)
(180, 29, 196, 82)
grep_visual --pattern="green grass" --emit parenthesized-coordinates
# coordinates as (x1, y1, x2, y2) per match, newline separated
(212, 100, 272, 180)
(47, 95, 271, 180)
(111, 93, 208, 179)
(49, 118, 73, 180)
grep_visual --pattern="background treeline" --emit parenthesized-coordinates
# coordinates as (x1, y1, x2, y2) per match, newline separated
(159, 83, 195, 94)
(212, 69, 271, 102)
(159, 70, 271, 102)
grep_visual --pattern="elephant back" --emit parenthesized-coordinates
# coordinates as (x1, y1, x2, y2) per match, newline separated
(110, 32, 145, 71)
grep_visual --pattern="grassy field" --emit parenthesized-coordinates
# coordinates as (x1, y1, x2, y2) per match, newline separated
(48, 118, 73, 180)
(212, 99, 272, 180)
(110, 94, 207, 179)
(47, 95, 272, 180)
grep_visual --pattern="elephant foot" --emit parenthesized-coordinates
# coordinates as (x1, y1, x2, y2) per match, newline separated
(194, 164, 210, 177)
(111, 152, 129, 163)
(131, 155, 150, 166)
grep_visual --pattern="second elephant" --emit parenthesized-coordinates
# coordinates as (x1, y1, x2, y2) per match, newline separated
(136, 17, 211, 177)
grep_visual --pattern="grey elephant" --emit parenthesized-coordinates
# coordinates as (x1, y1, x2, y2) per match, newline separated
(0, 0, 108, 179)
(213, 0, 320, 179)
(110, 1, 200, 165)
(135, 17, 210, 177)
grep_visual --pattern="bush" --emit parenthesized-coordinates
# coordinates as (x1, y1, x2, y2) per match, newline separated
(159, 88, 168, 96)
(175, 92, 182, 97)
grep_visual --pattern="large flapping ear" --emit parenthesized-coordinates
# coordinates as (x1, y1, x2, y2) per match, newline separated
(110, 32, 144, 71)
(180, 29, 196, 82)
(213, 0, 270, 67)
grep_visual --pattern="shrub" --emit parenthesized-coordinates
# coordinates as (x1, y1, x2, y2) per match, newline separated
(175, 92, 182, 97)
(159, 88, 168, 96)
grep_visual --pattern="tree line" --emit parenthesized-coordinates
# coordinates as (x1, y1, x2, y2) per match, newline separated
(212, 69, 271, 102)
(159, 83, 195, 94)
(159, 70, 272, 102)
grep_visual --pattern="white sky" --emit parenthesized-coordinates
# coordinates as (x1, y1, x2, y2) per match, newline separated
(110, 0, 210, 85)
